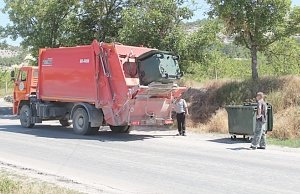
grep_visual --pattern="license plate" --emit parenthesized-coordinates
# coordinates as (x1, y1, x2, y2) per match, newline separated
(146, 119, 156, 125)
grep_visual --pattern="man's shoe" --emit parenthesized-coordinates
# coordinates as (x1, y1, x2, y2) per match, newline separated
(182, 133, 186, 136)
(250, 145, 257, 150)
(257, 147, 266, 150)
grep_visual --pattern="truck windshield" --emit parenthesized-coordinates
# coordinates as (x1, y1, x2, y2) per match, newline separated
(19, 71, 27, 81)
(138, 51, 181, 86)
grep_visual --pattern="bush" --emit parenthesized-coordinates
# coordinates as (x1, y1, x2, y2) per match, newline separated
(4, 95, 13, 103)
(184, 76, 284, 124)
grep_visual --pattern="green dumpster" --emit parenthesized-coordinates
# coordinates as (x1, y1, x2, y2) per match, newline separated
(225, 103, 273, 140)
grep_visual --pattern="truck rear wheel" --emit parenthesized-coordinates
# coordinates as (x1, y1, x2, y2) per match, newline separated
(59, 119, 71, 127)
(110, 125, 130, 133)
(20, 104, 35, 128)
(72, 108, 96, 135)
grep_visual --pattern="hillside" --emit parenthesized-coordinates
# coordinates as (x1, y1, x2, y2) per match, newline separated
(0, 43, 28, 69)
(0, 49, 19, 58)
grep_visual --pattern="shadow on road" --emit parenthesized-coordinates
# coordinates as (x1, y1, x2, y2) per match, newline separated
(226, 147, 251, 151)
(0, 107, 13, 116)
(0, 103, 169, 141)
(209, 138, 252, 151)
(208, 138, 251, 144)
(132, 126, 173, 132)
(0, 124, 161, 142)
(0, 105, 18, 120)
(0, 115, 18, 120)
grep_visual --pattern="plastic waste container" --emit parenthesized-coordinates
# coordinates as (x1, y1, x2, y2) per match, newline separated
(225, 103, 273, 140)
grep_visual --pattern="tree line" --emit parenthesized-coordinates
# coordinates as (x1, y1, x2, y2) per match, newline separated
(0, 0, 300, 80)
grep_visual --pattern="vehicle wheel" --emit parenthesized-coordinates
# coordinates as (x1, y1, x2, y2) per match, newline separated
(110, 125, 130, 133)
(20, 104, 35, 128)
(72, 108, 94, 135)
(59, 119, 71, 127)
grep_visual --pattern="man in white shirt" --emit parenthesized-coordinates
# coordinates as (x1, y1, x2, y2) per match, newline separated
(174, 96, 189, 136)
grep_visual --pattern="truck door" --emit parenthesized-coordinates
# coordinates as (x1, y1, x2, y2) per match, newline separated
(13, 69, 30, 113)
(15, 70, 28, 95)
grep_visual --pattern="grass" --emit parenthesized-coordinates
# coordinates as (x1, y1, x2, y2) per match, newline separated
(268, 138, 300, 148)
(0, 171, 80, 194)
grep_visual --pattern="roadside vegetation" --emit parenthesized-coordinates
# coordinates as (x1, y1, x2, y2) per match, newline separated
(267, 138, 300, 148)
(183, 76, 300, 147)
(0, 171, 79, 194)
(0, 72, 13, 97)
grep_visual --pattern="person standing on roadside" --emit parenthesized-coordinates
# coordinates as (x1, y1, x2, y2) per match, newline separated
(174, 96, 189, 136)
(250, 92, 268, 150)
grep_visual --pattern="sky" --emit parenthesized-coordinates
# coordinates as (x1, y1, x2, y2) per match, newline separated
(0, 0, 300, 46)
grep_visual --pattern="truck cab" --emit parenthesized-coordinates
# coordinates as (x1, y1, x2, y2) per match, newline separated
(12, 66, 38, 115)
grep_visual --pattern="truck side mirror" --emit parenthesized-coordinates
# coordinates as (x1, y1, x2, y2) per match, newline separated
(180, 71, 184, 77)
(173, 55, 180, 60)
(10, 70, 15, 81)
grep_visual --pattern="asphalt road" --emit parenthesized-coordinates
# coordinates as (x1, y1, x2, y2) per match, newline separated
(0, 99, 300, 194)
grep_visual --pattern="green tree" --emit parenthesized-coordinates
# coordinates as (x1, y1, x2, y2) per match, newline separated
(3, 0, 128, 58)
(264, 37, 300, 75)
(3, 0, 79, 57)
(62, 0, 128, 45)
(119, 0, 193, 51)
(180, 20, 225, 78)
(183, 20, 222, 62)
(221, 43, 250, 59)
(0, 40, 9, 49)
(207, 0, 300, 80)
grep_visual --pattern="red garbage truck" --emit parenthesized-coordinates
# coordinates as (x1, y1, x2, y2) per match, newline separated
(12, 40, 186, 135)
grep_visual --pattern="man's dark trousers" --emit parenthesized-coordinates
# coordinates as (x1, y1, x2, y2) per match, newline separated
(176, 113, 186, 135)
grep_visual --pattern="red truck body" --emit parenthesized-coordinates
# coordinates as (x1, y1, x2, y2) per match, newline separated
(13, 40, 186, 134)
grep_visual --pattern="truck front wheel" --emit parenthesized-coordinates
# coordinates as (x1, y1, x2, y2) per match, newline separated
(72, 108, 97, 135)
(20, 104, 35, 128)
(110, 125, 130, 133)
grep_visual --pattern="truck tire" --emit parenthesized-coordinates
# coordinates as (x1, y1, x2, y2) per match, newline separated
(59, 119, 71, 127)
(110, 125, 130, 133)
(72, 108, 95, 135)
(20, 104, 35, 128)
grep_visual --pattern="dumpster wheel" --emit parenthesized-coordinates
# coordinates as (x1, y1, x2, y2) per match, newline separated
(230, 135, 237, 140)
(246, 136, 252, 142)
(243, 135, 252, 142)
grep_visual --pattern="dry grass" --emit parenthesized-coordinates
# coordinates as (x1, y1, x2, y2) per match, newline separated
(0, 171, 79, 194)
(189, 109, 228, 134)
(270, 106, 300, 139)
(184, 76, 300, 139)
(267, 76, 300, 113)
